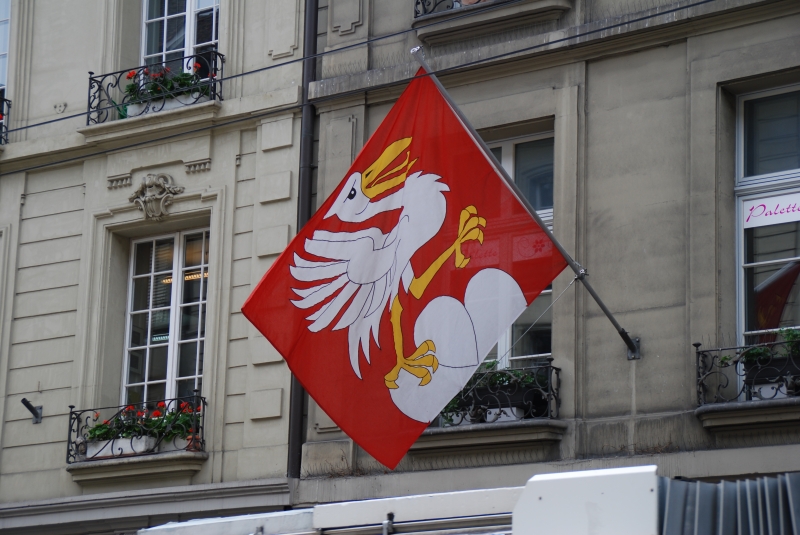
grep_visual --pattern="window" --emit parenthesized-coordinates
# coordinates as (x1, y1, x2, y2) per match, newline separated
(125, 230, 210, 406)
(738, 85, 800, 345)
(488, 133, 555, 368)
(142, 0, 219, 72)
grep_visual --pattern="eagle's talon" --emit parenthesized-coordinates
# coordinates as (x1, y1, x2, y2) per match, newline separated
(385, 339, 438, 388)
(453, 208, 486, 269)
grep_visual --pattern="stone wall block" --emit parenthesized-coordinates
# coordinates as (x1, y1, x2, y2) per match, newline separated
(248, 388, 283, 420)
(331, 0, 362, 35)
(267, 0, 300, 59)
(261, 118, 294, 152)
(255, 225, 290, 257)
(259, 172, 292, 204)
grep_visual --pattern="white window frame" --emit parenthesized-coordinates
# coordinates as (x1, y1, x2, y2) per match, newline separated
(736, 84, 800, 345)
(488, 131, 555, 368)
(736, 83, 800, 191)
(140, 0, 220, 68)
(122, 228, 209, 405)
(0, 0, 8, 91)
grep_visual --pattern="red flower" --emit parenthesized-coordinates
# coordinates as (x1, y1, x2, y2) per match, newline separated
(125, 70, 136, 80)
(143, 68, 150, 76)
(210, 73, 216, 78)
(0, 114, 4, 120)
(103, 420, 110, 425)
(136, 410, 145, 417)
(151, 410, 162, 418)
(94, 411, 100, 419)
(157, 401, 166, 408)
(195, 405, 201, 413)
(165, 67, 171, 73)
(125, 405, 135, 412)
(193, 62, 201, 71)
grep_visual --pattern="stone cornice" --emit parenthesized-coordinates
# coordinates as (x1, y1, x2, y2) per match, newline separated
(310, 0, 798, 101)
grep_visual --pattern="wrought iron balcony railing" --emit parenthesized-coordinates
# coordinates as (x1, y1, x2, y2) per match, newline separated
(696, 336, 800, 405)
(0, 96, 10, 145)
(67, 392, 206, 464)
(87, 51, 224, 125)
(433, 360, 560, 427)
(415, 0, 502, 18)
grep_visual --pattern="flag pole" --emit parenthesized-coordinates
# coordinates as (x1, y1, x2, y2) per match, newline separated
(410, 47, 641, 360)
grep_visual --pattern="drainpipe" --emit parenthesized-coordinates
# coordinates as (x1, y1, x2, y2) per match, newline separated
(288, 0, 318, 480)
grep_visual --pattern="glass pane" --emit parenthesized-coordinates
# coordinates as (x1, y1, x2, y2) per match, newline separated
(745, 222, 800, 264)
(200, 305, 206, 337)
(490, 147, 502, 162)
(181, 305, 200, 339)
(0, 55, 6, 89)
(0, 21, 8, 55)
(132, 277, 151, 311)
(127, 349, 146, 384)
(195, 9, 213, 44)
(145, 55, 164, 67)
(148, 0, 165, 19)
(167, 0, 187, 15)
(204, 231, 210, 263)
(177, 379, 196, 400)
(745, 261, 800, 334)
(745, 90, 800, 177)
(148, 346, 169, 381)
(197, 0, 216, 9)
(130, 312, 149, 347)
(146, 20, 165, 55)
(201, 268, 208, 301)
(515, 138, 554, 211)
(154, 238, 174, 272)
(152, 274, 172, 308)
(511, 292, 552, 357)
(135, 242, 153, 275)
(127, 385, 144, 405)
(165, 52, 184, 74)
(0, 0, 9, 20)
(182, 269, 202, 303)
(179, 342, 197, 377)
(150, 309, 171, 343)
(147, 382, 166, 403)
(165, 15, 186, 51)
(184, 234, 203, 267)
(198, 341, 204, 374)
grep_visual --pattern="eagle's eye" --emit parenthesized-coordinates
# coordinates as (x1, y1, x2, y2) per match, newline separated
(347, 187, 357, 200)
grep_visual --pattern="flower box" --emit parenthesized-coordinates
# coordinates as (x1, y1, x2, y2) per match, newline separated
(85, 436, 157, 460)
(126, 94, 210, 118)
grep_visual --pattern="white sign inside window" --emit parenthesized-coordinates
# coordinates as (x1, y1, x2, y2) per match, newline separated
(743, 192, 800, 228)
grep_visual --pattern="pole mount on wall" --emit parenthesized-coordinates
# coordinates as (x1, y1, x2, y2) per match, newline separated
(21, 398, 42, 424)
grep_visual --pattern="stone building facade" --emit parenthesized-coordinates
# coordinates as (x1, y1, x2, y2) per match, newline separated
(0, 0, 799, 533)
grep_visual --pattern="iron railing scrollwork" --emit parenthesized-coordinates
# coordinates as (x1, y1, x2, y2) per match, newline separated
(67, 392, 206, 464)
(435, 361, 560, 427)
(414, 0, 501, 18)
(696, 336, 800, 405)
(87, 51, 224, 125)
(0, 96, 10, 145)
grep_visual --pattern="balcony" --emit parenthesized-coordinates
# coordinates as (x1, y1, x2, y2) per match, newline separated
(68, 393, 206, 463)
(86, 51, 224, 125)
(433, 360, 560, 427)
(0, 95, 9, 145)
(694, 336, 800, 431)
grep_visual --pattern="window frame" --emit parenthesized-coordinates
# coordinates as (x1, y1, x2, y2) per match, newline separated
(122, 228, 210, 405)
(488, 131, 555, 367)
(736, 84, 800, 345)
(736, 83, 800, 190)
(140, 0, 220, 69)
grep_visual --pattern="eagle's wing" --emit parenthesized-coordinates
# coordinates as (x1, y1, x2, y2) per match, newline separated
(289, 227, 394, 378)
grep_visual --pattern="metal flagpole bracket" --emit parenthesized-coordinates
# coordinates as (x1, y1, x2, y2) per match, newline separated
(410, 47, 642, 361)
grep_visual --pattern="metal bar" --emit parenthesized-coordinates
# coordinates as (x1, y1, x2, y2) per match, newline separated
(409, 47, 640, 359)
(20, 398, 42, 424)
(287, 0, 320, 480)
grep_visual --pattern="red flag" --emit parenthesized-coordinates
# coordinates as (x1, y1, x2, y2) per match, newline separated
(242, 69, 568, 468)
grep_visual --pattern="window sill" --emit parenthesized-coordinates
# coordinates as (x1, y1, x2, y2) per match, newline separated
(65, 450, 208, 486)
(413, 0, 572, 45)
(694, 398, 800, 431)
(411, 419, 567, 453)
(77, 100, 221, 145)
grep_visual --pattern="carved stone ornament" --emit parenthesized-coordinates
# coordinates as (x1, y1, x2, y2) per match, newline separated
(128, 173, 185, 221)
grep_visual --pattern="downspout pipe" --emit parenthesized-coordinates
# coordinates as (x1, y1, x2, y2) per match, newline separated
(288, 0, 319, 479)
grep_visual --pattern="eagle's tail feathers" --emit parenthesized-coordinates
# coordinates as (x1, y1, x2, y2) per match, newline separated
(290, 274, 348, 309)
(307, 281, 359, 332)
(290, 261, 347, 282)
(333, 284, 372, 331)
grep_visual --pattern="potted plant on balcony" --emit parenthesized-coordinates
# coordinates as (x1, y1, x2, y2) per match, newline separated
(124, 62, 213, 118)
(84, 405, 160, 459)
(742, 329, 800, 396)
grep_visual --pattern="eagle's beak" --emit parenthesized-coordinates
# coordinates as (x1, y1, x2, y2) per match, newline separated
(361, 137, 417, 199)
